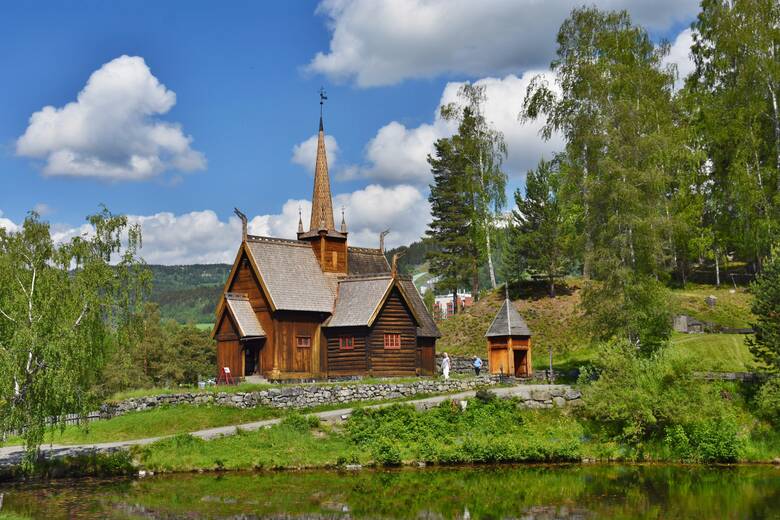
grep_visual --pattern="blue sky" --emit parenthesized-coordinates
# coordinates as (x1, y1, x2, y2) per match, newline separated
(0, 0, 699, 263)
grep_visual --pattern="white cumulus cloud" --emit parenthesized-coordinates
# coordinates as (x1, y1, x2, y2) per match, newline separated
(308, 0, 700, 87)
(360, 72, 562, 186)
(0, 184, 430, 264)
(0, 211, 19, 234)
(16, 55, 205, 181)
(291, 133, 340, 175)
(663, 28, 696, 90)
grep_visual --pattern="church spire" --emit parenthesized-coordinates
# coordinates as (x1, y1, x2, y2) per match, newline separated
(310, 88, 335, 232)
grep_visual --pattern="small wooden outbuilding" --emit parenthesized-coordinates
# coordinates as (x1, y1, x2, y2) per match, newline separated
(485, 298, 533, 377)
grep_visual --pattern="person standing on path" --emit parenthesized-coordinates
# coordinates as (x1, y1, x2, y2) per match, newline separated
(441, 352, 451, 380)
(472, 356, 482, 376)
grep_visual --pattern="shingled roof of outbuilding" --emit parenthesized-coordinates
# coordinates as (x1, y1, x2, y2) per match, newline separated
(399, 278, 441, 338)
(245, 236, 334, 313)
(347, 247, 390, 275)
(224, 293, 265, 338)
(485, 298, 532, 337)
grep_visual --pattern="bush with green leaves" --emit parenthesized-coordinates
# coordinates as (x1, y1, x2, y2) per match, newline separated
(346, 399, 581, 465)
(578, 340, 734, 445)
(664, 417, 743, 462)
(755, 379, 780, 427)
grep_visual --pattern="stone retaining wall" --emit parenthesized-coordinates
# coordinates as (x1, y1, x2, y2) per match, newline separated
(99, 378, 581, 419)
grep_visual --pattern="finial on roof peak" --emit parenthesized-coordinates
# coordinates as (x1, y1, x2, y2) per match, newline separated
(297, 206, 304, 234)
(319, 87, 327, 131)
(340, 206, 347, 233)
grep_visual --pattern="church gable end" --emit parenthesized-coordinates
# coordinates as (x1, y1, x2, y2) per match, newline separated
(367, 287, 418, 376)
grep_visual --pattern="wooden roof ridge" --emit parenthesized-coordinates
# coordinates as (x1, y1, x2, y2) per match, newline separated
(246, 235, 310, 247)
(347, 245, 383, 253)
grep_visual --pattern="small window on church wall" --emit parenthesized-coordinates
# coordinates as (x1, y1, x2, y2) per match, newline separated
(297, 336, 311, 348)
(339, 336, 354, 350)
(384, 333, 401, 349)
(332, 251, 338, 267)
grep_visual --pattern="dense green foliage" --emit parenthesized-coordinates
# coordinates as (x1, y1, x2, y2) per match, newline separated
(507, 159, 571, 296)
(384, 240, 439, 275)
(148, 264, 228, 324)
(427, 85, 509, 297)
(577, 341, 745, 461)
(0, 209, 149, 459)
(347, 398, 582, 465)
(748, 246, 780, 371)
(755, 378, 780, 427)
(101, 304, 216, 394)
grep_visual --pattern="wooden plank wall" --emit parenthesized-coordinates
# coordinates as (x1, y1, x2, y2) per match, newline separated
(215, 313, 243, 377)
(367, 288, 418, 376)
(274, 311, 322, 374)
(227, 252, 275, 375)
(310, 236, 348, 274)
(325, 327, 368, 375)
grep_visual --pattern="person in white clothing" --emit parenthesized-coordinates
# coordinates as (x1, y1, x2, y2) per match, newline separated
(441, 352, 451, 380)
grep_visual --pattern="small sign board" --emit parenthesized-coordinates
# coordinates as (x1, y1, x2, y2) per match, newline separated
(217, 366, 234, 385)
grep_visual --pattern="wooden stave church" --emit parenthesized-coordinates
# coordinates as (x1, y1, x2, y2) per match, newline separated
(211, 113, 440, 381)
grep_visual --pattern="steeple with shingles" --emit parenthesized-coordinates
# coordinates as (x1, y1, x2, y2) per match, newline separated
(309, 114, 335, 232)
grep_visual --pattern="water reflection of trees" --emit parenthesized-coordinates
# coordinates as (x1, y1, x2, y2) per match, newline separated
(1, 465, 779, 519)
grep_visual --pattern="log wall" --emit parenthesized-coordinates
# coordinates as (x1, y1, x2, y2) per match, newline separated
(367, 288, 418, 376)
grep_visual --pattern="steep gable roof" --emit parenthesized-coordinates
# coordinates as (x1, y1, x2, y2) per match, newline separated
(485, 298, 532, 337)
(224, 293, 265, 338)
(327, 275, 422, 328)
(244, 236, 334, 313)
(347, 246, 390, 275)
(399, 278, 441, 338)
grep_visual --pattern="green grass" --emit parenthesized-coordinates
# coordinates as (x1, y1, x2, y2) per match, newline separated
(195, 322, 213, 331)
(3, 405, 281, 446)
(670, 332, 757, 371)
(671, 284, 754, 329)
(135, 399, 583, 472)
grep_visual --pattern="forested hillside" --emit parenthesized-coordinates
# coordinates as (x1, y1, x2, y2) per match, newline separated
(149, 264, 230, 324)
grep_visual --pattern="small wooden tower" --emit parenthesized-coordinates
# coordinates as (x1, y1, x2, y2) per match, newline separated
(485, 297, 533, 377)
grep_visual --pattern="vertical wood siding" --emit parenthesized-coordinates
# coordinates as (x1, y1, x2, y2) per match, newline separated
(215, 313, 243, 377)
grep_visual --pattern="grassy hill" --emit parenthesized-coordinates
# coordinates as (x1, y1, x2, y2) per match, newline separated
(148, 264, 230, 324)
(437, 280, 757, 372)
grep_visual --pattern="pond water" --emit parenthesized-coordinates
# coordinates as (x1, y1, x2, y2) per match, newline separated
(1, 464, 779, 519)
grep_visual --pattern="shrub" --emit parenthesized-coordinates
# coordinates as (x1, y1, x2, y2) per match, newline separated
(371, 437, 402, 466)
(755, 379, 780, 427)
(281, 413, 318, 434)
(664, 417, 743, 463)
(578, 340, 735, 445)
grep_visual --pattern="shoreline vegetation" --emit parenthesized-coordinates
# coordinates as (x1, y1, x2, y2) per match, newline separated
(3, 383, 778, 482)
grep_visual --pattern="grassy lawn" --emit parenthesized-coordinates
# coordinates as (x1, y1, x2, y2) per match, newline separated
(194, 322, 214, 331)
(3, 405, 282, 447)
(671, 284, 754, 329)
(670, 332, 756, 371)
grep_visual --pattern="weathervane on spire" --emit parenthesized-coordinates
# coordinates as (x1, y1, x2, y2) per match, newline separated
(319, 87, 328, 117)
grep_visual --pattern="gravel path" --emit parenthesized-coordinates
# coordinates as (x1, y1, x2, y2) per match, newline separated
(0, 385, 565, 467)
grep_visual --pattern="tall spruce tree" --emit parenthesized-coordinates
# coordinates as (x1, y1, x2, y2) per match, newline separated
(440, 84, 508, 289)
(748, 246, 780, 372)
(509, 158, 570, 297)
(426, 138, 477, 310)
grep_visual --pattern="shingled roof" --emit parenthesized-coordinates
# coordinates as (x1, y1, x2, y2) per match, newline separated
(485, 299, 532, 337)
(348, 247, 390, 275)
(399, 278, 441, 338)
(327, 276, 394, 328)
(245, 237, 334, 313)
(224, 293, 265, 338)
